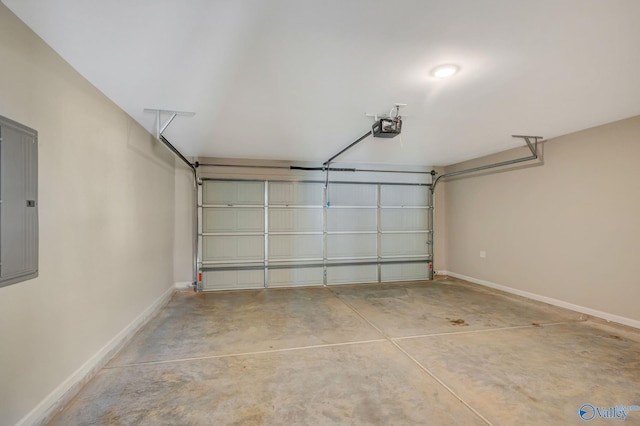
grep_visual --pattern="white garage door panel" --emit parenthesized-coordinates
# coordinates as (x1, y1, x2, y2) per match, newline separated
(268, 267, 323, 287)
(268, 235, 323, 260)
(380, 185, 429, 206)
(327, 265, 377, 285)
(327, 184, 377, 206)
(381, 233, 429, 257)
(381, 263, 430, 282)
(202, 235, 264, 261)
(269, 208, 323, 232)
(269, 182, 323, 205)
(380, 209, 431, 232)
(203, 181, 264, 205)
(326, 208, 377, 232)
(327, 234, 377, 258)
(202, 208, 264, 233)
(202, 270, 264, 291)
(199, 179, 433, 291)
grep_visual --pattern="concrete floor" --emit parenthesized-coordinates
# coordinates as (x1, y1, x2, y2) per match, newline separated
(50, 277, 640, 425)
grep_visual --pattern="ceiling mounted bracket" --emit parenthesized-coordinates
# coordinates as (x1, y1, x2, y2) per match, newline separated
(365, 103, 406, 122)
(144, 108, 196, 139)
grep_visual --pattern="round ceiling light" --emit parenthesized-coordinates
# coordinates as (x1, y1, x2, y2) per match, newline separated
(430, 64, 460, 78)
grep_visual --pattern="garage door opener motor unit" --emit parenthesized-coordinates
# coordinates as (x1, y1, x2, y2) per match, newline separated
(372, 116, 402, 138)
(324, 104, 405, 170)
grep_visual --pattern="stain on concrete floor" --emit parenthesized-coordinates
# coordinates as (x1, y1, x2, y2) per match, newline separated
(448, 318, 468, 326)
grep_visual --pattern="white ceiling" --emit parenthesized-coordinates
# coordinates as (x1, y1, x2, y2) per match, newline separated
(4, 0, 640, 166)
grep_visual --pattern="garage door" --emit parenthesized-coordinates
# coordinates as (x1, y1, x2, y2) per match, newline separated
(199, 179, 432, 290)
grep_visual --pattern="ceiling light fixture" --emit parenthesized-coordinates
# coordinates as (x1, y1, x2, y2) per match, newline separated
(430, 64, 460, 78)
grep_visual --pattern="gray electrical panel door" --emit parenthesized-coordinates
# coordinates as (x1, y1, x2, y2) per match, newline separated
(0, 116, 38, 288)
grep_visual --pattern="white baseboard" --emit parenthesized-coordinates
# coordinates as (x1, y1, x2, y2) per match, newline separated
(17, 286, 175, 426)
(174, 281, 194, 290)
(444, 271, 640, 330)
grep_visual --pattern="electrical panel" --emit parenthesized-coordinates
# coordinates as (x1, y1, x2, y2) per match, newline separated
(0, 115, 38, 288)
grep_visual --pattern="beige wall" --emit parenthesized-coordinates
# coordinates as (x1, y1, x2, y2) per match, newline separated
(0, 6, 176, 425)
(443, 116, 640, 322)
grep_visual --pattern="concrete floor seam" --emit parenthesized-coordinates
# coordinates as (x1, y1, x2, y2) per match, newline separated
(104, 338, 388, 369)
(327, 288, 389, 337)
(391, 320, 584, 341)
(388, 339, 494, 426)
(328, 288, 494, 426)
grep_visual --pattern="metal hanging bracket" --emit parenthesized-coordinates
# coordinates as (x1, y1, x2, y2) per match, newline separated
(143, 108, 198, 170)
(365, 103, 407, 121)
(144, 108, 196, 139)
(431, 135, 543, 192)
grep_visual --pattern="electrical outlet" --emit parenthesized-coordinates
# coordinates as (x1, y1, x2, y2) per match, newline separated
(480, 250, 486, 258)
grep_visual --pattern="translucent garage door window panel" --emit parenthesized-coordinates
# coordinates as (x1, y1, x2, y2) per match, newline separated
(381, 233, 430, 257)
(381, 262, 430, 282)
(269, 182, 323, 206)
(269, 208, 323, 233)
(268, 235, 323, 261)
(327, 234, 377, 259)
(267, 267, 324, 288)
(202, 235, 264, 262)
(201, 270, 264, 291)
(380, 209, 431, 232)
(326, 264, 378, 285)
(380, 185, 430, 206)
(326, 208, 377, 232)
(327, 183, 377, 206)
(203, 181, 264, 205)
(202, 207, 264, 233)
